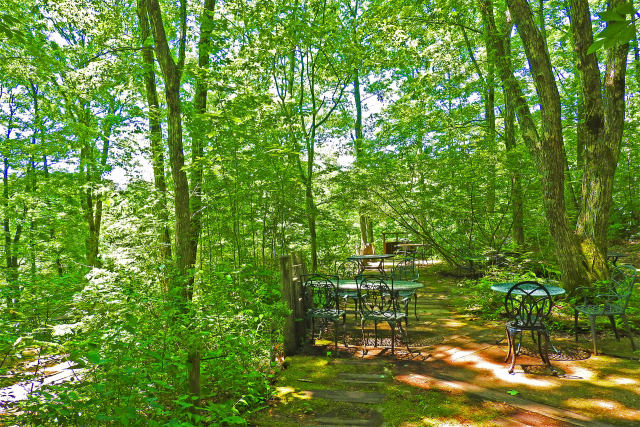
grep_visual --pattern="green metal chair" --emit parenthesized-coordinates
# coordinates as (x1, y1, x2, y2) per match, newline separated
(504, 281, 555, 374)
(573, 264, 637, 355)
(335, 260, 360, 318)
(301, 273, 347, 351)
(358, 275, 409, 355)
(390, 257, 419, 323)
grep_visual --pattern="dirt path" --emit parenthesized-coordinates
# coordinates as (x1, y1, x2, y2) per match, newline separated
(251, 269, 640, 426)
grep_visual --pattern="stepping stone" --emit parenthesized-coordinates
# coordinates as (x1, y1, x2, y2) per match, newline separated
(307, 416, 381, 426)
(302, 389, 385, 404)
(336, 373, 386, 384)
(328, 359, 384, 367)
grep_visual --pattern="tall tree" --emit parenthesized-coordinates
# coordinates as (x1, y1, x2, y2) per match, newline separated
(480, 0, 629, 290)
(145, 0, 216, 399)
(136, 0, 172, 260)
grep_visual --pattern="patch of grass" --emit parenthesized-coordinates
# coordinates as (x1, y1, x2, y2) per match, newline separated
(380, 382, 504, 426)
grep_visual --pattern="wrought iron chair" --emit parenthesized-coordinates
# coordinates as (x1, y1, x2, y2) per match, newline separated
(390, 257, 420, 323)
(335, 260, 361, 318)
(358, 275, 409, 355)
(573, 264, 637, 355)
(301, 273, 347, 351)
(504, 281, 555, 374)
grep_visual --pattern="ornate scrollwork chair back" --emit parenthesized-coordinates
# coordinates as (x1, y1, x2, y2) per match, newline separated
(301, 273, 346, 351)
(503, 281, 554, 374)
(357, 275, 408, 355)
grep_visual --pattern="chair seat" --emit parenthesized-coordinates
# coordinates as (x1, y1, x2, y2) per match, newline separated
(506, 319, 545, 331)
(363, 310, 406, 322)
(338, 290, 358, 298)
(308, 308, 345, 320)
(575, 304, 624, 315)
(397, 290, 416, 298)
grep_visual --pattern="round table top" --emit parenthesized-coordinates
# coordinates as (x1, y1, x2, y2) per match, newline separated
(347, 254, 396, 260)
(490, 282, 565, 296)
(337, 280, 423, 292)
(607, 252, 627, 258)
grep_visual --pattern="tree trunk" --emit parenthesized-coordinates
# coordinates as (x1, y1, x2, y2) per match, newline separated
(484, 51, 496, 216)
(353, 70, 373, 248)
(500, 20, 524, 247)
(481, 0, 589, 291)
(569, 0, 629, 278)
(136, 0, 172, 260)
(191, 0, 216, 261)
(3, 156, 21, 309)
(146, 0, 199, 400)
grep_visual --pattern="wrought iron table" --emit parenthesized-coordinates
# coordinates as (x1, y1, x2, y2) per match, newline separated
(337, 280, 423, 292)
(346, 254, 395, 274)
(606, 252, 627, 266)
(490, 282, 566, 296)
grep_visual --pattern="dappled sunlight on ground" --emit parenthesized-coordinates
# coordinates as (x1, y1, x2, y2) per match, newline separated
(608, 375, 638, 385)
(431, 343, 559, 388)
(264, 264, 640, 425)
(564, 397, 640, 421)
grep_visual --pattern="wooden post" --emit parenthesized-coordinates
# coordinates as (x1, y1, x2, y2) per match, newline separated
(280, 252, 307, 356)
(291, 252, 308, 340)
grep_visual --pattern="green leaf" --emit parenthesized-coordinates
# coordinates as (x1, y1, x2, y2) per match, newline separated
(615, 2, 636, 15)
(87, 350, 101, 364)
(587, 38, 606, 54)
(599, 10, 625, 22)
(507, 390, 519, 396)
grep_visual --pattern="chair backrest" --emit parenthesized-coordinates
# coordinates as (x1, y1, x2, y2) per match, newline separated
(301, 273, 339, 310)
(390, 257, 418, 281)
(505, 281, 553, 328)
(358, 275, 397, 314)
(610, 264, 637, 310)
(335, 260, 360, 280)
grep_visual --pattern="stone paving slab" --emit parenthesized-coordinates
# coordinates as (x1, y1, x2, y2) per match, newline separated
(336, 373, 386, 384)
(301, 389, 385, 404)
(307, 415, 382, 426)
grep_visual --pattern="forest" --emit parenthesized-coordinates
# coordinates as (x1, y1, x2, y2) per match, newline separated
(1, 0, 639, 424)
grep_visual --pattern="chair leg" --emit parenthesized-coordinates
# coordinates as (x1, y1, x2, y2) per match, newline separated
(515, 332, 523, 355)
(414, 294, 418, 320)
(608, 315, 620, 340)
(509, 331, 520, 374)
(399, 321, 412, 353)
(537, 331, 549, 365)
(311, 318, 315, 344)
(589, 315, 598, 355)
(374, 322, 378, 348)
(404, 301, 409, 326)
(390, 323, 395, 355)
(539, 330, 557, 375)
(504, 326, 513, 363)
(574, 310, 579, 342)
(361, 320, 367, 356)
(621, 314, 636, 351)
(342, 314, 348, 348)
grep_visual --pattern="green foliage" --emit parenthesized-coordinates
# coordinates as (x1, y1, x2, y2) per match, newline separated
(2, 0, 640, 423)
(588, 3, 637, 54)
